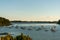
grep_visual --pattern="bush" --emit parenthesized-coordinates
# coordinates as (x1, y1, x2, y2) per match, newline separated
(0, 33, 32, 40)
(15, 33, 32, 40)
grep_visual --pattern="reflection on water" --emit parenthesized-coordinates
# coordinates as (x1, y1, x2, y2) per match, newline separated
(0, 23, 60, 40)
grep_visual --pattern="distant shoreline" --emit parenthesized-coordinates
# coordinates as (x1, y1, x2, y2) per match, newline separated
(11, 21, 57, 24)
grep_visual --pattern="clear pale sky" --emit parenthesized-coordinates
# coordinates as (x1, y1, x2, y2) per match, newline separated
(0, 0, 60, 21)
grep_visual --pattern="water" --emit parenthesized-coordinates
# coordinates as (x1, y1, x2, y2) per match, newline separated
(0, 23, 60, 40)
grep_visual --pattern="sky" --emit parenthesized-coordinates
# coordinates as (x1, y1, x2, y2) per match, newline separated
(0, 0, 60, 21)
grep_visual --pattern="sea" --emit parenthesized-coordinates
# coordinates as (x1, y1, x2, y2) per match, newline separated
(0, 23, 60, 40)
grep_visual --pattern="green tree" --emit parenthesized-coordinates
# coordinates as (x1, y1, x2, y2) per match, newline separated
(57, 20, 60, 24)
(0, 17, 11, 26)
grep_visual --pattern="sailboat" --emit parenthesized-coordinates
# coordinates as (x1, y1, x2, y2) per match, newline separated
(50, 26, 56, 32)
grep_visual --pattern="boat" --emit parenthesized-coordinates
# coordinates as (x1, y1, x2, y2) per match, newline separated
(36, 28, 41, 31)
(20, 27, 26, 30)
(50, 27, 56, 32)
(44, 29, 48, 32)
(28, 28, 32, 30)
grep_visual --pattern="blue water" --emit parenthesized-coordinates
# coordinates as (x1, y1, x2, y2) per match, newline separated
(0, 23, 60, 40)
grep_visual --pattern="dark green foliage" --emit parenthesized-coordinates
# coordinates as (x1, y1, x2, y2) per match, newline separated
(0, 17, 11, 26)
(57, 20, 60, 24)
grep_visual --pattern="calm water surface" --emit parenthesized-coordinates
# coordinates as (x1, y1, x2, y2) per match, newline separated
(0, 23, 60, 40)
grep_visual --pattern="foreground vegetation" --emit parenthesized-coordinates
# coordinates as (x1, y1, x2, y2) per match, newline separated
(0, 33, 32, 40)
(0, 17, 11, 26)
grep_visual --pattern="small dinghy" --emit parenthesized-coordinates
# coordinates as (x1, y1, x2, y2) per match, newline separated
(44, 29, 48, 32)
(20, 27, 26, 30)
